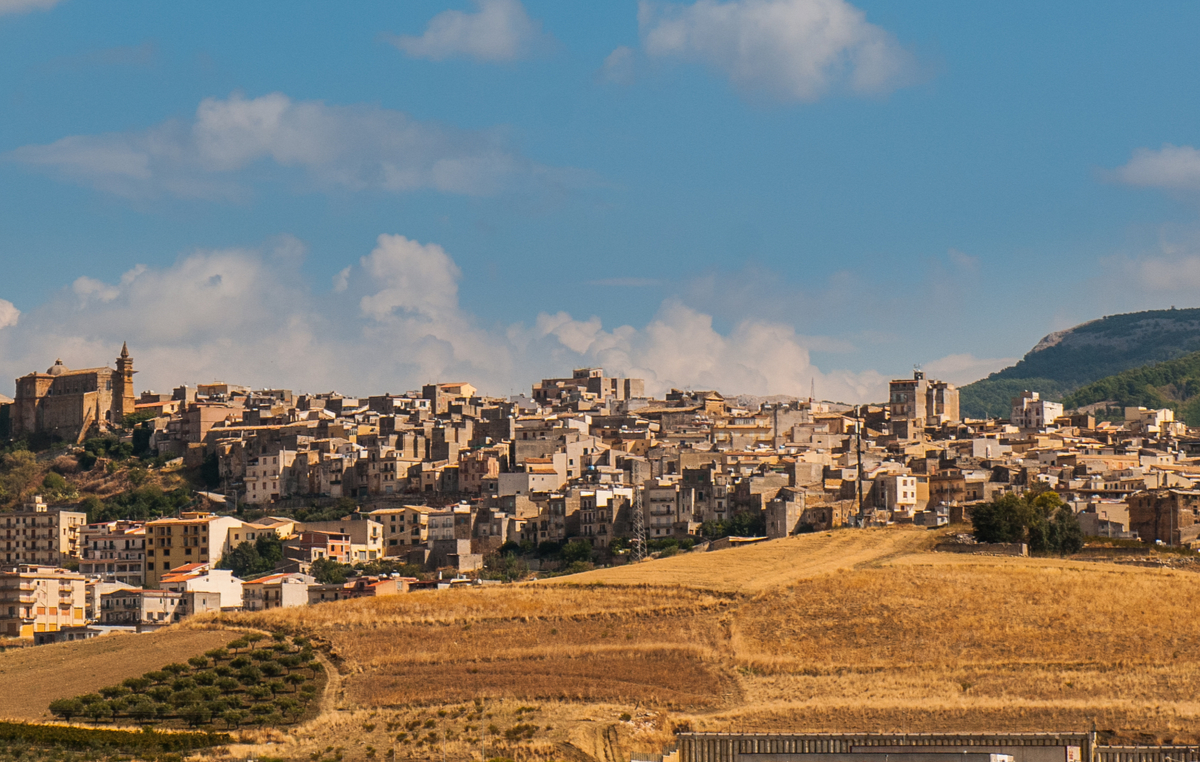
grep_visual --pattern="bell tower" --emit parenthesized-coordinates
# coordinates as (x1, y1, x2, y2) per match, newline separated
(114, 342, 136, 421)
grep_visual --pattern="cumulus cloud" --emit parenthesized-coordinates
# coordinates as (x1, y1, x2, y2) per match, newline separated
(0, 300, 19, 329)
(0, 235, 890, 403)
(6, 92, 566, 199)
(390, 0, 546, 62)
(637, 0, 919, 101)
(0, 0, 61, 16)
(1112, 144, 1200, 192)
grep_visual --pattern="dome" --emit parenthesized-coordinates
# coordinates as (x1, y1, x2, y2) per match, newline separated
(47, 359, 67, 376)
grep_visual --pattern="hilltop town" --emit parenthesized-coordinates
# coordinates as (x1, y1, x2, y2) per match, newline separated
(0, 343, 1196, 642)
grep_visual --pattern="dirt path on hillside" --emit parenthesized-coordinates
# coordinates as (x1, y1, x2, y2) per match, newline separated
(314, 650, 344, 716)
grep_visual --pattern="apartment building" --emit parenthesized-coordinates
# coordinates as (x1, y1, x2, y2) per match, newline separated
(295, 518, 384, 562)
(99, 588, 220, 630)
(143, 512, 242, 589)
(0, 565, 88, 638)
(1, 496, 87, 566)
(79, 520, 145, 586)
(242, 572, 314, 612)
(159, 562, 244, 609)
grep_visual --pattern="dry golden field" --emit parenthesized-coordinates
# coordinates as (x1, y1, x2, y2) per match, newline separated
(191, 527, 1200, 761)
(0, 627, 233, 722)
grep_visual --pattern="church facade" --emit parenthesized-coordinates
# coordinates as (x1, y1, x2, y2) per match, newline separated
(12, 344, 137, 443)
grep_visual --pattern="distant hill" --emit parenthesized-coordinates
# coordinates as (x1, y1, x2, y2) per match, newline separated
(1062, 350, 1200, 425)
(959, 307, 1200, 418)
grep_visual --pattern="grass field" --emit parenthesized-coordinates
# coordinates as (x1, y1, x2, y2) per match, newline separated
(182, 527, 1200, 761)
(0, 628, 232, 722)
(6, 528, 1200, 761)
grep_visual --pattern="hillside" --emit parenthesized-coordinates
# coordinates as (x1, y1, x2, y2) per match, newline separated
(1062, 350, 1200, 424)
(960, 307, 1200, 418)
(181, 528, 1200, 761)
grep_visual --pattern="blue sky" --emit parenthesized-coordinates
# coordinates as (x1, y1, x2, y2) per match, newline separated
(2, 0, 1200, 401)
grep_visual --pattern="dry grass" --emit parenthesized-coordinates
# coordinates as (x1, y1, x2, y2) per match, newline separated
(554, 528, 938, 593)
(184, 527, 1200, 759)
(0, 627, 232, 722)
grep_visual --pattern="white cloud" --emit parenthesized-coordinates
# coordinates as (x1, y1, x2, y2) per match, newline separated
(0, 299, 19, 329)
(637, 0, 918, 101)
(0, 235, 890, 403)
(390, 0, 545, 62)
(0, 0, 61, 16)
(1113, 144, 1200, 192)
(600, 46, 637, 85)
(358, 235, 462, 322)
(6, 92, 564, 199)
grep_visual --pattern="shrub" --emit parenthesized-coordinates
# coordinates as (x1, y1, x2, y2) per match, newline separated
(147, 686, 172, 703)
(277, 697, 301, 720)
(48, 698, 84, 721)
(170, 690, 201, 708)
(122, 676, 152, 693)
(227, 638, 250, 653)
(239, 666, 263, 686)
(127, 699, 156, 723)
(248, 685, 271, 701)
(223, 710, 247, 729)
(85, 702, 113, 724)
(180, 704, 212, 728)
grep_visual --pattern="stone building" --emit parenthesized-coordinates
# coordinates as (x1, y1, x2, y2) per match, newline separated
(12, 343, 136, 442)
(1128, 488, 1200, 546)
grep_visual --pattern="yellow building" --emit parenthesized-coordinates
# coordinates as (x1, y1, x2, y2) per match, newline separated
(143, 512, 242, 589)
(0, 566, 88, 638)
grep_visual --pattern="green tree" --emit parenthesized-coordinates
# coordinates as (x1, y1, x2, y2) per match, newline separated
(180, 704, 213, 728)
(122, 676, 152, 693)
(310, 556, 352, 584)
(48, 698, 84, 721)
(223, 710, 248, 729)
(971, 490, 1085, 555)
(200, 452, 221, 489)
(560, 539, 593, 564)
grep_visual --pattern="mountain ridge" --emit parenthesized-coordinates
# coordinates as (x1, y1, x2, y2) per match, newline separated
(959, 307, 1200, 418)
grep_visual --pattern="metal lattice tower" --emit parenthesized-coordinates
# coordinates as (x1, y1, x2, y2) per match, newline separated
(632, 489, 647, 562)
